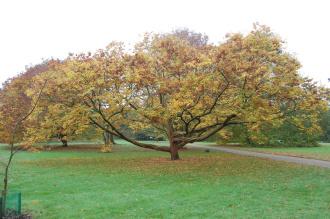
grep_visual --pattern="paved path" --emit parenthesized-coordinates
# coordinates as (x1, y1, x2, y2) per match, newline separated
(187, 144, 330, 169)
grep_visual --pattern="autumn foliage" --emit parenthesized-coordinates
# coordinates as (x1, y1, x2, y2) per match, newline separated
(0, 25, 328, 160)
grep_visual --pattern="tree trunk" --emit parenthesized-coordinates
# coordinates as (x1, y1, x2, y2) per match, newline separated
(61, 138, 68, 147)
(102, 131, 113, 152)
(109, 133, 115, 145)
(58, 132, 68, 147)
(167, 119, 180, 160)
(1, 152, 12, 217)
(59, 135, 68, 147)
(170, 144, 180, 160)
(103, 131, 114, 146)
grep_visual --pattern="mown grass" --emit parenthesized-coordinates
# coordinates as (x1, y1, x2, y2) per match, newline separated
(228, 143, 330, 161)
(0, 142, 329, 218)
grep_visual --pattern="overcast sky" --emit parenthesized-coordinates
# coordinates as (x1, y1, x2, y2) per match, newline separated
(0, 0, 329, 86)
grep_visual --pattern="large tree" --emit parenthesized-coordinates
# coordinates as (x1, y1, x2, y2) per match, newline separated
(31, 25, 327, 160)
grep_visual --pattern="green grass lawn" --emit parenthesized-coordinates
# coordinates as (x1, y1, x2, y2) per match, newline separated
(226, 143, 330, 161)
(0, 142, 329, 218)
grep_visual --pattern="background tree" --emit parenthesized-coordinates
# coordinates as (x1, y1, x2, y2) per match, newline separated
(220, 81, 329, 146)
(0, 62, 49, 144)
(170, 28, 209, 47)
(320, 89, 330, 142)
(23, 60, 95, 148)
(320, 110, 330, 142)
(0, 61, 82, 148)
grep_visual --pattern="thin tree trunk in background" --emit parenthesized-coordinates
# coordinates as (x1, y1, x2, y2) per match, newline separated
(102, 130, 113, 152)
(103, 131, 111, 146)
(1, 144, 14, 217)
(103, 131, 115, 145)
(58, 134, 68, 147)
(109, 133, 115, 145)
(60, 138, 68, 147)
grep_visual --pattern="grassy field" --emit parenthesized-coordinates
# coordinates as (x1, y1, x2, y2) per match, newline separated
(0, 142, 329, 218)
(225, 143, 330, 161)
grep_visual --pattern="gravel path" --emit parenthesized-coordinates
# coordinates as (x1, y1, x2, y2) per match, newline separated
(187, 144, 330, 168)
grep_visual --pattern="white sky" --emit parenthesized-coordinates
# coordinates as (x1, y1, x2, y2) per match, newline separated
(0, 0, 329, 86)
